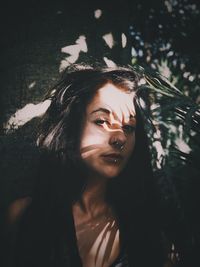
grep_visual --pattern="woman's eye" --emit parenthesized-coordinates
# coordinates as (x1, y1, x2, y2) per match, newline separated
(94, 119, 109, 126)
(122, 125, 136, 134)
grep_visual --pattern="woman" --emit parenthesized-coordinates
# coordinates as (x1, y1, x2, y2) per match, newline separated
(4, 64, 167, 267)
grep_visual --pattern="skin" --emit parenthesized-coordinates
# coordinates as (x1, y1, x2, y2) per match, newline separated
(4, 83, 136, 267)
(5, 83, 174, 267)
(80, 82, 136, 180)
(73, 83, 136, 267)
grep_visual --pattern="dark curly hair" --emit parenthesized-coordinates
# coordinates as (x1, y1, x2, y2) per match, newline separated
(35, 64, 155, 204)
(14, 64, 164, 267)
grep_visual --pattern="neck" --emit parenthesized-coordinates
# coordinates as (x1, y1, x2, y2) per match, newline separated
(73, 175, 109, 219)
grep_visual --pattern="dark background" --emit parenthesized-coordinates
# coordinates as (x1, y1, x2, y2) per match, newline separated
(1, 0, 200, 125)
(0, 0, 200, 263)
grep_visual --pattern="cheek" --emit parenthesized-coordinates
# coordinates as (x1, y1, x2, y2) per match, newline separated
(80, 126, 105, 146)
(80, 124, 107, 158)
(81, 130, 104, 147)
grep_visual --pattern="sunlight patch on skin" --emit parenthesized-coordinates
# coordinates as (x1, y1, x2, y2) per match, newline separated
(60, 35, 88, 71)
(81, 146, 102, 160)
(97, 85, 136, 119)
(4, 100, 51, 131)
(80, 84, 136, 160)
(109, 229, 119, 264)
(80, 121, 132, 160)
(102, 33, 114, 49)
(89, 222, 110, 266)
(121, 33, 127, 48)
(95, 229, 111, 267)
(94, 9, 102, 19)
(89, 222, 110, 254)
(80, 125, 128, 160)
(80, 144, 104, 155)
(88, 221, 119, 267)
(76, 216, 119, 267)
(79, 84, 136, 179)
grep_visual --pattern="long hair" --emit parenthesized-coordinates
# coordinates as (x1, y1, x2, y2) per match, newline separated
(36, 64, 147, 203)
(15, 64, 164, 267)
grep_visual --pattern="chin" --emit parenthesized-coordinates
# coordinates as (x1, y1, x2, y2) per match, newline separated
(83, 160, 123, 180)
(99, 166, 122, 179)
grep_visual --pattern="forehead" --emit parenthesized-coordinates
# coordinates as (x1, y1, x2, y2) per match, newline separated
(87, 83, 136, 117)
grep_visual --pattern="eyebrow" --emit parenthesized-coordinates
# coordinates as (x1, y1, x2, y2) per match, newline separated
(90, 107, 136, 119)
(90, 108, 111, 115)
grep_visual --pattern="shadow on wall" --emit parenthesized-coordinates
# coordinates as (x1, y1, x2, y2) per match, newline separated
(1, 0, 131, 129)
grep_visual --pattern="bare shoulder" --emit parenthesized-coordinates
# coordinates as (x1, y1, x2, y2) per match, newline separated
(6, 196, 32, 226)
(2, 196, 32, 251)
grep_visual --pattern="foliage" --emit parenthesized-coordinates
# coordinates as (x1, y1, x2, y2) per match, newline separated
(1, 1, 200, 263)
(129, 0, 200, 103)
(132, 64, 200, 263)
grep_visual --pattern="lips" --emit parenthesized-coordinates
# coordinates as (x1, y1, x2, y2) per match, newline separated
(101, 153, 123, 164)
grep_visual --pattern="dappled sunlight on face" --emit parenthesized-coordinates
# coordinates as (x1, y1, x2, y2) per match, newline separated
(79, 83, 136, 179)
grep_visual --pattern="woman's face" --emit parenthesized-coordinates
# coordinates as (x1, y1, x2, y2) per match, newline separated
(79, 83, 136, 179)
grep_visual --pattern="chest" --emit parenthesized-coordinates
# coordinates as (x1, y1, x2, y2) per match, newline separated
(74, 215, 120, 267)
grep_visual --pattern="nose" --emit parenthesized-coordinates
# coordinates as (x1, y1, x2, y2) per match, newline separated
(109, 131, 126, 151)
